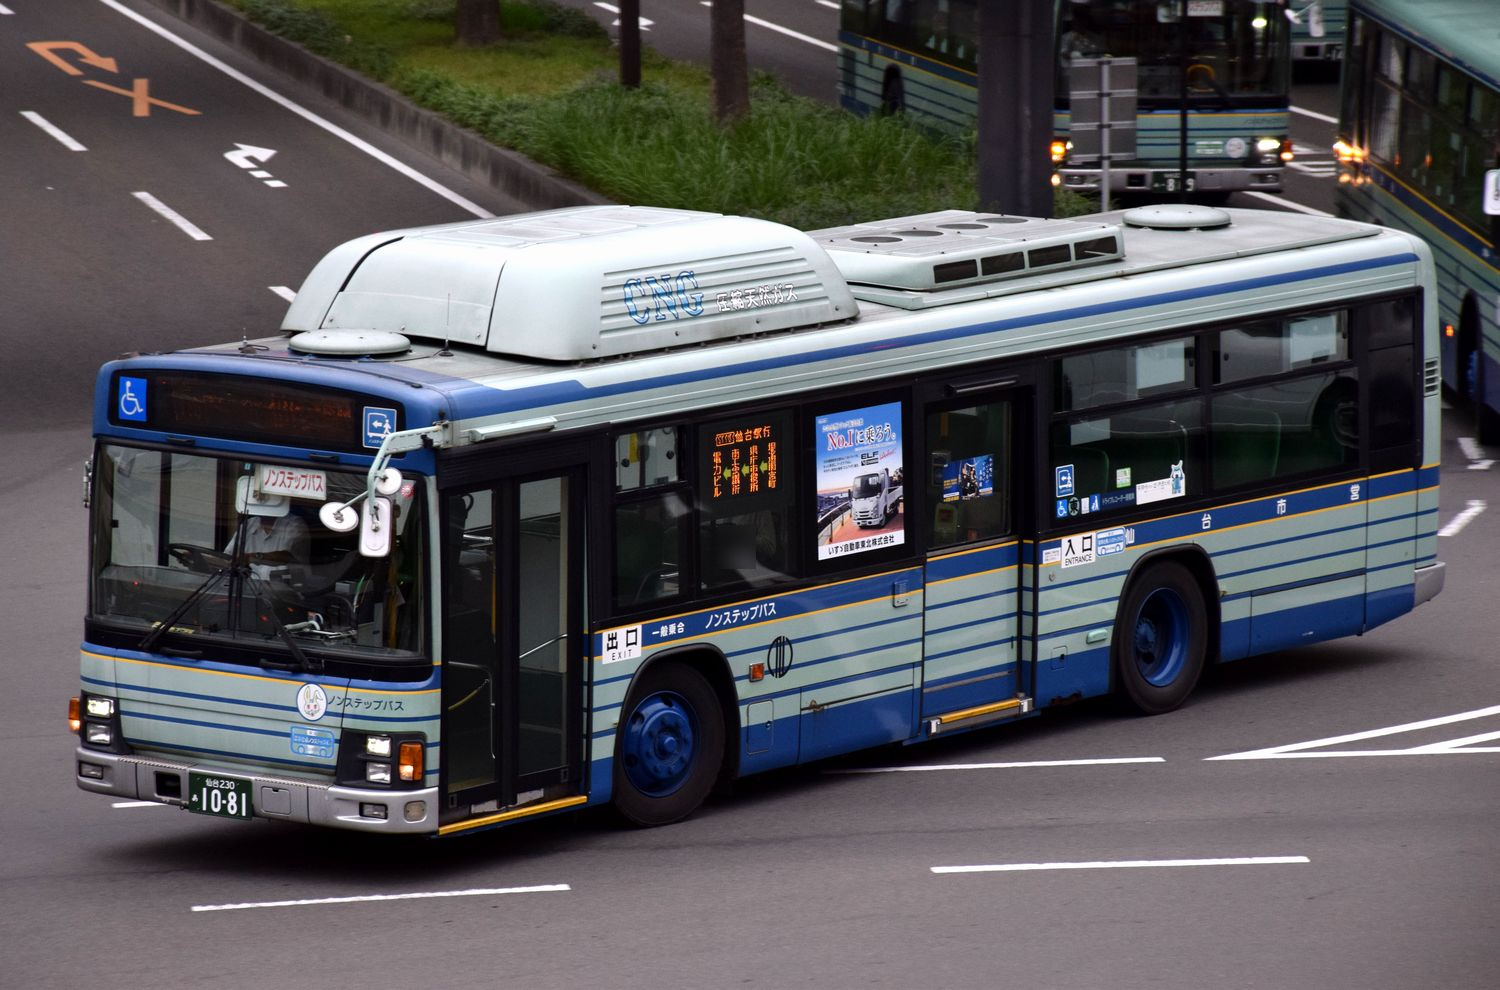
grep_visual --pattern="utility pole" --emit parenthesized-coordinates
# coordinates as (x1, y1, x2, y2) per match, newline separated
(619, 0, 640, 88)
(976, 0, 1054, 217)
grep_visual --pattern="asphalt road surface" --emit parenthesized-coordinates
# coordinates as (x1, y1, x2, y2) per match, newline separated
(3, 3, 1496, 988)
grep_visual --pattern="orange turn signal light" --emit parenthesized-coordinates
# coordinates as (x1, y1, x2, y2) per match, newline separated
(69, 697, 81, 733)
(398, 741, 424, 782)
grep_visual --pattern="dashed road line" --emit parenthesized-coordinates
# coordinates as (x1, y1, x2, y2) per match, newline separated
(21, 111, 87, 151)
(269, 285, 297, 302)
(932, 855, 1309, 875)
(1290, 104, 1338, 124)
(133, 191, 212, 241)
(699, 1, 838, 51)
(1240, 191, 1333, 217)
(192, 884, 570, 912)
(830, 757, 1164, 774)
(1439, 500, 1487, 537)
(98, 0, 492, 218)
(112, 800, 165, 809)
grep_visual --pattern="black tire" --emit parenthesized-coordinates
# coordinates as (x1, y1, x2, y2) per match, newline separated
(881, 71, 905, 115)
(613, 663, 725, 827)
(1113, 561, 1208, 715)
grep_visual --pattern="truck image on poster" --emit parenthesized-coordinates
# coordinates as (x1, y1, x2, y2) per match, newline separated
(815, 401, 904, 560)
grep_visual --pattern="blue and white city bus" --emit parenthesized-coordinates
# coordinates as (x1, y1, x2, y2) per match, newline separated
(837, 0, 1295, 197)
(1334, 0, 1500, 442)
(74, 202, 1443, 835)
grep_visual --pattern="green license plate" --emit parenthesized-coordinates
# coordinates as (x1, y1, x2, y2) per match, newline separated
(187, 772, 253, 820)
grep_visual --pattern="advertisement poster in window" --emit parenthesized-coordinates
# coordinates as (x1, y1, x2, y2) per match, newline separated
(814, 401, 905, 561)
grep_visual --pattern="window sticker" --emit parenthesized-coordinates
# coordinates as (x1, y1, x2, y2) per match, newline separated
(1135, 460, 1186, 506)
(942, 454, 994, 502)
(815, 402, 905, 561)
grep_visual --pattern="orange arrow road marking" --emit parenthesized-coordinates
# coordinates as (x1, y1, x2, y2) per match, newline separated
(82, 78, 200, 117)
(27, 41, 120, 76)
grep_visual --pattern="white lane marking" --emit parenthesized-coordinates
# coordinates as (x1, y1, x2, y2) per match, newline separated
(133, 191, 213, 241)
(1291, 104, 1338, 125)
(192, 884, 570, 912)
(1208, 704, 1500, 761)
(269, 285, 297, 302)
(830, 757, 1164, 774)
(1240, 191, 1333, 217)
(815, 0, 840, 9)
(1438, 499, 1487, 537)
(699, 1, 838, 51)
(97, 0, 492, 218)
(933, 856, 1309, 874)
(0, 4, 13, 13)
(112, 800, 165, 809)
(21, 111, 88, 151)
(592, 3, 654, 29)
(1458, 436, 1494, 470)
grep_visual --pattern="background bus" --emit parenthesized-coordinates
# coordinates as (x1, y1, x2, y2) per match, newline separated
(74, 203, 1442, 837)
(837, 0, 1294, 198)
(1289, 0, 1346, 63)
(1334, 0, 1500, 442)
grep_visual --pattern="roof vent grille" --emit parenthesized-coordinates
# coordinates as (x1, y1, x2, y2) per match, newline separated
(811, 210, 1124, 292)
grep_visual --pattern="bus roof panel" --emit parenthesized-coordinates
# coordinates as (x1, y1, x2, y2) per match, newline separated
(282, 205, 859, 362)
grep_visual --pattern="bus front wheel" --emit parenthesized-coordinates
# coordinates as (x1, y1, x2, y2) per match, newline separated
(614, 663, 725, 827)
(1113, 561, 1207, 715)
(881, 71, 905, 115)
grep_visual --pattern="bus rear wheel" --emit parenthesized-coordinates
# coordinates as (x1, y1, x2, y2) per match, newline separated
(614, 663, 724, 827)
(1113, 561, 1207, 715)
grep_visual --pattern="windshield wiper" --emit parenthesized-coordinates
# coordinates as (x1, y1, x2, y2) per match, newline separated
(138, 566, 230, 655)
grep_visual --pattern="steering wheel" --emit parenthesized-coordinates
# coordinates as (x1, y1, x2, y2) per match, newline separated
(167, 543, 234, 574)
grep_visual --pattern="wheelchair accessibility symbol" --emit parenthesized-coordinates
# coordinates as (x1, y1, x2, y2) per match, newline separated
(117, 376, 147, 422)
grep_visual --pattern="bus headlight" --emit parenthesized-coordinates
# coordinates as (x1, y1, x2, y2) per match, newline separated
(85, 723, 113, 746)
(86, 696, 116, 718)
(1050, 139, 1071, 165)
(1254, 137, 1287, 166)
(364, 734, 392, 757)
(365, 762, 393, 785)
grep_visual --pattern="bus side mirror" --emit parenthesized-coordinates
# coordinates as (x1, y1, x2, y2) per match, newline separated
(359, 497, 393, 558)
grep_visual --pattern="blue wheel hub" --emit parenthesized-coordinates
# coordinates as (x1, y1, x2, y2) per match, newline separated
(621, 691, 698, 797)
(1133, 588, 1189, 687)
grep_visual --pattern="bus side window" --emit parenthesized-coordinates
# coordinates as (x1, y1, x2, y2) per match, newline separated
(926, 402, 1011, 548)
(613, 426, 686, 610)
(696, 410, 796, 592)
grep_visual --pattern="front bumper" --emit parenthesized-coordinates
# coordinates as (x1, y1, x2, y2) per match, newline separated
(1058, 165, 1283, 195)
(74, 748, 438, 834)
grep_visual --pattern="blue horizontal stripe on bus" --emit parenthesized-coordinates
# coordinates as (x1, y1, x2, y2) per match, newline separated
(924, 609, 1017, 641)
(592, 611, 918, 689)
(440, 255, 1420, 423)
(90, 675, 439, 725)
(838, 31, 976, 85)
(925, 543, 1021, 582)
(127, 708, 299, 741)
(922, 639, 1017, 666)
(1352, 165, 1499, 269)
(720, 613, 918, 664)
(84, 643, 442, 694)
(592, 568, 922, 657)
(925, 587, 1019, 617)
(592, 650, 922, 720)
(124, 737, 340, 773)
(123, 737, 438, 780)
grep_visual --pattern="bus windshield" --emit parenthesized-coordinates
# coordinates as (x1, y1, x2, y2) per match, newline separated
(1059, 0, 1289, 100)
(89, 444, 425, 666)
